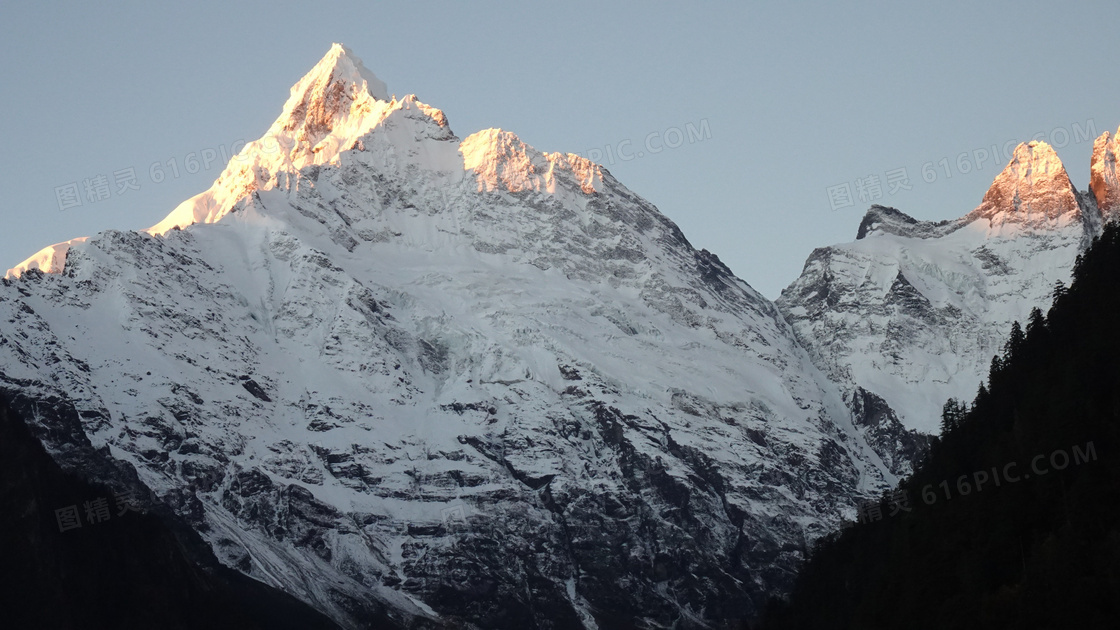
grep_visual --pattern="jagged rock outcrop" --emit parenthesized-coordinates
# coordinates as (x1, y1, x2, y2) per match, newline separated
(1091, 126, 1120, 221)
(970, 141, 1086, 229)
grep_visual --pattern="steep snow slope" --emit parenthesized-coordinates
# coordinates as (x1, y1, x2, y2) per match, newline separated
(778, 141, 1101, 434)
(0, 45, 895, 628)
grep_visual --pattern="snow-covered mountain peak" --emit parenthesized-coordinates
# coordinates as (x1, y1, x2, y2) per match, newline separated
(269, 43, 391, 157)
(287, 42, 389, 108)
(855, 142, 1089, 246)
(0, 45, 908, 628)
(779, 138, 1108, 436)
(8, 44, 615, 280)
(1091, 126, 1120, 220)
(968, 140, 1084, 231)
(142, 45, 424, 237)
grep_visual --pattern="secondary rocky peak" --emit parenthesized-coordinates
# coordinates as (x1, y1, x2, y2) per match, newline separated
(855, 205, 959, 240)
(1090, 127, 1120, 221)
(460, 128, 603, 195)
(969, 141, 1083, 229)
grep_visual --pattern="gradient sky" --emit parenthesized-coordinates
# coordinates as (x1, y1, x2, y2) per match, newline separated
(2, 1, 1118, 298)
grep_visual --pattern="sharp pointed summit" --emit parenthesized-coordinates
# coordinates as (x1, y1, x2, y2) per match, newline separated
(969, 140, 1085, 230)
(301, 43, 390, 102)
(271, 43, 390, 159)
(6, 44, 407, 276)
(145, 44, 425, 237)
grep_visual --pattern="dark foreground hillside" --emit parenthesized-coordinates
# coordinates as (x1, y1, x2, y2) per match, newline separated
(0, 394, 360, 630)
(762, 224, 1120, 629)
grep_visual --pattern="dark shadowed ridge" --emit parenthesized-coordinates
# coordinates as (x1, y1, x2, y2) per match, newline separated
(0, 393, 402, 630)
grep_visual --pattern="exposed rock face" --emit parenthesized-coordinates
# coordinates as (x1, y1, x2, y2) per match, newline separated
(0, 45, 898, 629)
(1091, 127, 1120, 221)
(779, 141, 1103, 436)
(0, 392, 356, 630)
(847, 387, 931, 476)
(970, 141, 1085, 230)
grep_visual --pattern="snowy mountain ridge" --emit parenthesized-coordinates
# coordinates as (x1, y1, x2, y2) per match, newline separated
(0, 44, 904, 629)
(778, 137, 1120, 434)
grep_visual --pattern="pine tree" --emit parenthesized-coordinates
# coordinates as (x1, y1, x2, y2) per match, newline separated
(1052, 279, 1067, 301)
(940, 399, 957, 434)
(939, 398, 967, 434)
(974, 382, 989, 408)
(1026, 307, 1046, 337)
(988, 355, 1003, 384)
(1004, 321, 1025, 361)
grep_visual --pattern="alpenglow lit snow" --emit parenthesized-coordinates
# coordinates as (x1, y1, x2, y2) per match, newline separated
(0, 44, 903, 629)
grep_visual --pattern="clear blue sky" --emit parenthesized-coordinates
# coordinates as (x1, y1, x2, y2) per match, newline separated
(2, 0, 1117, 298)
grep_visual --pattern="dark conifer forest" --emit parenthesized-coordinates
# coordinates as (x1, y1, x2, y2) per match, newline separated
(762, 223, 1120, 629)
